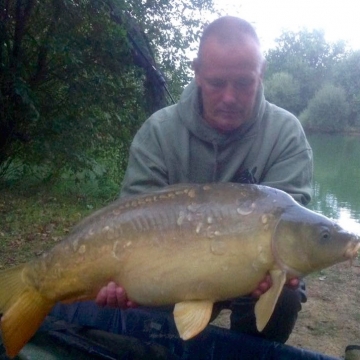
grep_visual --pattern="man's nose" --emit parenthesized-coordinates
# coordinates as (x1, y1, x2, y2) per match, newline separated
(222, 84, 237, 103)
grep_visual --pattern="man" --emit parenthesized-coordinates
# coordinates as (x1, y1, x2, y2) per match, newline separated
(96, 16, 313, 343)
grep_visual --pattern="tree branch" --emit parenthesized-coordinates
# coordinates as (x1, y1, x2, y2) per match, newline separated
(30, 0, 63, 86)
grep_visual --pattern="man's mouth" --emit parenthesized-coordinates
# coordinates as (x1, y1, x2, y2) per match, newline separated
(218, 109, 241, 116)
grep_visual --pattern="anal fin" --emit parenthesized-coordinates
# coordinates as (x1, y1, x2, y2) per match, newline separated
(173, 300, 213, 340)
(254, 269, 286, 332)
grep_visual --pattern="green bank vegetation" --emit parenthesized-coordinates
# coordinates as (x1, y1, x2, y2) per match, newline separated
(265, 30, 360, 133)
(264, 30, 360, 133)
(0, 0, 215, 188)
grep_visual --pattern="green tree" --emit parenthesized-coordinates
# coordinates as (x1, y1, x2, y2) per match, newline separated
(299, 84, 350, 132)
(265, 29, 346, 115)
(332, 50, 360, 128)
(264, 72, 301, 115)
(1, 0, 140, 181)
(0, 0, 214, 183)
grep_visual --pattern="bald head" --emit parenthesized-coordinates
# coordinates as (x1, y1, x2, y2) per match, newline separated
(197, 16, 264, 67)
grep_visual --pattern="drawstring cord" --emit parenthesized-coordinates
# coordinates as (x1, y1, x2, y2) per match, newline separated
(212, 141, 218, 182)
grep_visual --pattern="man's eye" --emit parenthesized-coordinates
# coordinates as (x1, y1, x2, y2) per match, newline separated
(235, 79, 253, 88)
(208, 80, 225, 88)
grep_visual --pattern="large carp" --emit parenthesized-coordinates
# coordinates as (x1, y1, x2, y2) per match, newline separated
(0, 183, 359, 357)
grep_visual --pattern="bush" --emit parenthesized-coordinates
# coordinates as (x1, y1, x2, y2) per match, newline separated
(264, 72, 302, 115)
(299, 84, 350, 132)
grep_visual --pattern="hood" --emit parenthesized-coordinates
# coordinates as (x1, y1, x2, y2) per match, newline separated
(177, 79, 266, 147)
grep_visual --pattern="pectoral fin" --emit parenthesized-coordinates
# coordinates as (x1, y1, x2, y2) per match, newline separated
(173, 300, 213, 340)
(254, 269, 286, 332)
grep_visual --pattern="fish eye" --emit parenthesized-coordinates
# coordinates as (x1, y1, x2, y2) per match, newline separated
(320, 229, 331, 241)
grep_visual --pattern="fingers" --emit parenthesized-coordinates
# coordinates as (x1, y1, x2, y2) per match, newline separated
(95, 286, 108, 306)
(250, 274, 300, 299)
(286, 277, 300, 289)
(251, 274, 271, 299)
(95, 281, 131, 308)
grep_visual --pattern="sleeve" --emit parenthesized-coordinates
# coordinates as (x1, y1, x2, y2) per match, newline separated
(261, 148, 313, 206)
(120, 120, 169, 198)
(259, 113, 313, 206)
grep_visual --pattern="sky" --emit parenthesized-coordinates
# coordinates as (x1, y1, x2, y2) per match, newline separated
(210, 0, 360, 52)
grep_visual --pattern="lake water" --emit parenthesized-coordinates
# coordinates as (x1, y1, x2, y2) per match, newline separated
(307, 133, 360, 235)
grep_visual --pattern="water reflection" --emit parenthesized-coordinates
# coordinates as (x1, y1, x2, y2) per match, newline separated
(337, 208, 360, 235)
(307, 134, 360, 235)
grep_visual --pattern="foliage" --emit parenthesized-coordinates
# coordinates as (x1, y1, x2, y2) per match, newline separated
(265, 29, 347, 115)
(264, 29, 360, 132)
(331, 50, 360, 127)
(264, 72, 301, 115)
(299, 84, 350, 132)
(0, 0, 214, 184)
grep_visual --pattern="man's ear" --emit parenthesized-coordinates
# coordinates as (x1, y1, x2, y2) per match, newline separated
(192, 58, 199, 72)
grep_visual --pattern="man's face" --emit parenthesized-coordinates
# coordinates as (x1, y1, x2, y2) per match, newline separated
(194, 36, 264, 133)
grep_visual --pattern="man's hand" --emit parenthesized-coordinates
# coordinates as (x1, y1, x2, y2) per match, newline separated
(95, 281, 137, 308)
(251, 275, 300, 299)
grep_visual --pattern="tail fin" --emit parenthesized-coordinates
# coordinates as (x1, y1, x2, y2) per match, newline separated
(0, 265, 53, 358)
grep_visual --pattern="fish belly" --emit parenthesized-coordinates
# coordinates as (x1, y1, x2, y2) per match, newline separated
(117, 234, 273, 306)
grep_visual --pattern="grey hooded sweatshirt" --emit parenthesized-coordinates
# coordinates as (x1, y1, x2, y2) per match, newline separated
(121, 80, 313, 205)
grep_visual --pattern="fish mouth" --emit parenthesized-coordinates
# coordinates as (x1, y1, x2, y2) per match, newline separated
(345, 240, 360, 265)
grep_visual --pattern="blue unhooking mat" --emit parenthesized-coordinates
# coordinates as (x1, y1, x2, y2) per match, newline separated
(1, 302, 341, 360)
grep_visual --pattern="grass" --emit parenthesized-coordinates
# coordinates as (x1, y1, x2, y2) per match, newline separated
(306, 320, 338, 337)
(353, 312, 360, 322)
(0, 176, 120, 267)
